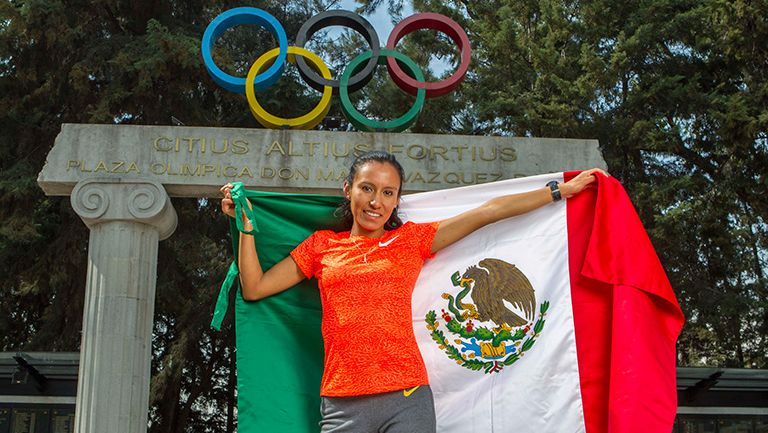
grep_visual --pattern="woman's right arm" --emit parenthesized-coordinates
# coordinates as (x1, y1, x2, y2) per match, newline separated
(221, 184, 307, 301)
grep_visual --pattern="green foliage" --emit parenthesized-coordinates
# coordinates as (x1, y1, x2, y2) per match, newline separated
(540, 300, 549, 314)
(425, 309, 437, 325)
(461, 358, 489, 371)
(428, 305, 548, 374)
(429, 327, 447, 346)
(443, 340, 466, 364)
(446, 318, 501, 342)
(521, 337, 536, 352)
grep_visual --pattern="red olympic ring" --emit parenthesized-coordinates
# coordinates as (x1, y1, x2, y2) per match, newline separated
(386, 13, 471, 98)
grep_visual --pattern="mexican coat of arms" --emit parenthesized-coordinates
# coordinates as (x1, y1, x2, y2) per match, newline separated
(426, 258, 550, 374)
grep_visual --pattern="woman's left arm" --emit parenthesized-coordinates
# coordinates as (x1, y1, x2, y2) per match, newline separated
(430, 168, 607, 254)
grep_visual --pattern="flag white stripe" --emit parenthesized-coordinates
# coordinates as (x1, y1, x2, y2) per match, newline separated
(402, 173, 586, 433)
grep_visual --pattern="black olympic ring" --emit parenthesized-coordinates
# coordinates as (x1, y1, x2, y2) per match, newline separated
(294, 10, 380, 95)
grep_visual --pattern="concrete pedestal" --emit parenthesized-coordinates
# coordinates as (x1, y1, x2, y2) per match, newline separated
(70, 179, 177, 433)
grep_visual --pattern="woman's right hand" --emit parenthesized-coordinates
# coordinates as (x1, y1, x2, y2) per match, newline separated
(221, 183, 306, 301)
(220, 183, 255, 231)
(220, 183, 236, 218)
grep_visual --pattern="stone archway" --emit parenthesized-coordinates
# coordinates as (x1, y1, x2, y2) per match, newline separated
(38, 123, 605, 433)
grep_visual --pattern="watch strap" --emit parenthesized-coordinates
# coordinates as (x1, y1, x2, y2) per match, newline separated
(546, 180, 562, 202)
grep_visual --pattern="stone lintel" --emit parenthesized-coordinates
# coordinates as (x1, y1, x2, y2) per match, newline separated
(39, 123, 607, 198)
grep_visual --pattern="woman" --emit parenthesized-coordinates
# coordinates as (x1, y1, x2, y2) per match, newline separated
(221, 151, 606, 433)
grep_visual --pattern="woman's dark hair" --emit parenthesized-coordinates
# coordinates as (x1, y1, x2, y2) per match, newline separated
(336, 150, 405, 231)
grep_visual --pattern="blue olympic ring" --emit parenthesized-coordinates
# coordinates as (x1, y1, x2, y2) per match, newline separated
(201, 7, 288, 94)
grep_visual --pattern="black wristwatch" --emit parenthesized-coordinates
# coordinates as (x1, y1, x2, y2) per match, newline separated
(546, 180, 562, 202)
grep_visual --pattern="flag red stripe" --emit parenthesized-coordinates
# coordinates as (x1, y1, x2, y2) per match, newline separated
(565, 171, 684, 433)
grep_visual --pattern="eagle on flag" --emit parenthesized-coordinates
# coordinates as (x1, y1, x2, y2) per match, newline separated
(461, 258, 536, 327)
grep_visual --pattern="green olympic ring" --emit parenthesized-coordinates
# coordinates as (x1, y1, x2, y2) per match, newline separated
(339, 49, 426, 133)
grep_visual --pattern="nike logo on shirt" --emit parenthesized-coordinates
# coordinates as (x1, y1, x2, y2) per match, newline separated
(379, 235, 399, 247)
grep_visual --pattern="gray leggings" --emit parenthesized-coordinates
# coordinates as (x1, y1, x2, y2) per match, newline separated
(319, 385, 437, 433)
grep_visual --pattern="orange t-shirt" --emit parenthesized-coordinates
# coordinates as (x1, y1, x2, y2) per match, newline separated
(290, 221, 439, 397)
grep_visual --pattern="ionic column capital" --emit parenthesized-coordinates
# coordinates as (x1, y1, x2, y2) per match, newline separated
(71, 179, 177, 239)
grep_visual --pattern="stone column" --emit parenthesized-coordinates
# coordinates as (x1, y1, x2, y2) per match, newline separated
(70, 179, 177, 433)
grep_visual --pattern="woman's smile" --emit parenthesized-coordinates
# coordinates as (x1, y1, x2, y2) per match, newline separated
(345, 161, 401, 238)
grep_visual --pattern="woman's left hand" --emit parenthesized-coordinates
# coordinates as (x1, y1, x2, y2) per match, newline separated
(560, 168, 609, 199)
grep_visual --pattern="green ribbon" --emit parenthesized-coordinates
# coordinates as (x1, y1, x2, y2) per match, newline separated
(210, 182, 256, 330)
(231, 182, 259, 235)
(211, 261, 239, 331)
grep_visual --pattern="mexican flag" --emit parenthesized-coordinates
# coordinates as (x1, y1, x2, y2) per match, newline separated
(211, 172, 684, 433)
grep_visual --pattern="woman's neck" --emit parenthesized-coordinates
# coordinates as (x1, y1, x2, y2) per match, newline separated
(350, 225, 385, 238)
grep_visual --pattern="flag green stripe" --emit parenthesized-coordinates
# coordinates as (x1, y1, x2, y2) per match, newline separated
(225, 190, 342, 433)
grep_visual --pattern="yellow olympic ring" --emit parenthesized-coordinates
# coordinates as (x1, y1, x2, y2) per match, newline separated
(245, 46, 332, 130)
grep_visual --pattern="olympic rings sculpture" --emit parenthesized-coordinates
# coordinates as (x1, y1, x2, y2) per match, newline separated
(201, 8, 471, 132)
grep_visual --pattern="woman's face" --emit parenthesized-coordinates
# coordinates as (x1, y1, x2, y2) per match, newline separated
(344, 161, 401, 237)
